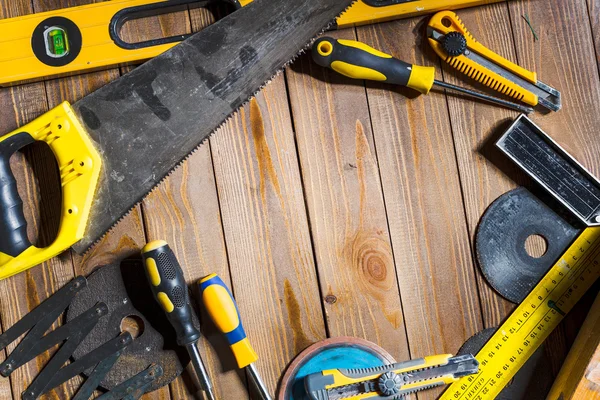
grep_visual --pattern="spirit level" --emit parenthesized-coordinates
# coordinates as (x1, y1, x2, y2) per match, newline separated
(0, 0, 507, 86)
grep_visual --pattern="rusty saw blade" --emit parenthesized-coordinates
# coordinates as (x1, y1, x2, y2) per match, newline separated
(69, 0, 354, 253)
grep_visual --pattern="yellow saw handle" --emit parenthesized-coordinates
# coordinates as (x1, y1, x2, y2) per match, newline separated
(0, 102, 101, 280)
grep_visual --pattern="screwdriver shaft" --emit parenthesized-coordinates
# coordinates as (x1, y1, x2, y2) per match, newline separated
(434, 79, 533, 114)
(186, 342, 215, 400)
(247, 363, 272, 400)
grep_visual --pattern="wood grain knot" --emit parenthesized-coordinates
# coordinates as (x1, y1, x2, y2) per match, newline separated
(351, 233, 394, 291)
(324, 295, 337, 304)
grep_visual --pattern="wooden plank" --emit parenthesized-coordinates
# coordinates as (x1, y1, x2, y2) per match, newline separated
(508, 3, 600, 170)
(589, 0, 600, 74)
(209, 77, 327, 395)
(506, 0, 600, 374)
(131, 7, 247, 400)
(285, 29, 411, 362)
(547, 291, 600, 400)
(355, 14, 484, 387)
(141, 150, 248, 399)
(0, 86, 75, 399)
(31, 0, 161, 393)
(18, 2, 189, 399)
(0, 0, 80, 397)
(439, 3, 523, 329)
(444, 0, 600, 380)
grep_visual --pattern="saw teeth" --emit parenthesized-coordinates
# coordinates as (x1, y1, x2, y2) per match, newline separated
(81, 0, 358, 255)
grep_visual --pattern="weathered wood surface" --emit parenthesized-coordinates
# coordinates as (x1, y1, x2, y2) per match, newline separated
(546, 291, 600, 400)
(0, 1, 598, 399)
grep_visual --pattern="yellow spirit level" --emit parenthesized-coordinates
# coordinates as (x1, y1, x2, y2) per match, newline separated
(0, 0, 507, 86)
(336, 0, 506, 28)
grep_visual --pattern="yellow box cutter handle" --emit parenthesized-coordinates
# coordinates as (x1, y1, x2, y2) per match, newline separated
(428, 10, 540, 107)
(0, 102, 101, 279)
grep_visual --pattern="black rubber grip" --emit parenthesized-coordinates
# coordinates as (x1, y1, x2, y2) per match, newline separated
(312, 37, 412, 86)
(0, 132, 35, 257)
(141, 243, 201, 346)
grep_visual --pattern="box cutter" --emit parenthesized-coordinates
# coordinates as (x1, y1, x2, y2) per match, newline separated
(304, 354, 479, 400)
(427, 11, 561, 112)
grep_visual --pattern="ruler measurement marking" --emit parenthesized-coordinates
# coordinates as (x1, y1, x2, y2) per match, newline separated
(455, 371, 484, 399)
(513, 241, 593, 335)
(463, 377, 492, 400)
(440, 229, 600, 400)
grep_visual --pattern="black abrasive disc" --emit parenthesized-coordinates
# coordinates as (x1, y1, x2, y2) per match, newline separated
(66, 260, 199, 390)
(458, 328, 553, 400)
(476, 187, 580, 303)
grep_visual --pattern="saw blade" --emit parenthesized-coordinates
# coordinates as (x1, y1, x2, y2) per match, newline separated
(70, 0, 355, 253)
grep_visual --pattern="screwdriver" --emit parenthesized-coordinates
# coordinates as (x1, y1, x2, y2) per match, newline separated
(311, 37, 533, 114)
(198, 274, 272, 400)
(141, 241, 215, 400)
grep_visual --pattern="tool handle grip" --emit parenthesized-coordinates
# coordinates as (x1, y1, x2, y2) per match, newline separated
(311, 37, 435, 94)
(0, 133, 35, 262)
(230, 0, 253, 8)
(198, 274, 258, 369)
(142, 241, 200, 346)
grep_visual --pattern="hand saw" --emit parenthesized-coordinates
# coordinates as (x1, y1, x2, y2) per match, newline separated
(0, 0, 510, 86)
(304, 354, 479, 399)
(0, 0, 354, 279)
(427, 11, 561, 112)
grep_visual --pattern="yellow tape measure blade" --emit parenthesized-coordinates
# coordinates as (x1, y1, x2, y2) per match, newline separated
(440, 227, 600, 400)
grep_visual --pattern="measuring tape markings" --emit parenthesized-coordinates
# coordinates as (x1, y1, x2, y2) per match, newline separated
(440, 227, 600, 400)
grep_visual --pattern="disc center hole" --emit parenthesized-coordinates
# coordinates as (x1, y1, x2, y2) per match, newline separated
(120, 315, 145, 339)
(524, 234, 548, 258)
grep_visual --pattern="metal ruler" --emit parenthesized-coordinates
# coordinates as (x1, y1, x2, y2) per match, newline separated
(440, 227, 600, 400)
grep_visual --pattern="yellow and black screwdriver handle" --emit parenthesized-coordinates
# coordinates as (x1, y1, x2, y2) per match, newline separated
(142, 240, 200, 346)
(0, 102, 101, 280)
(198, 274, 258, 369)
(312, 37, 435, 94)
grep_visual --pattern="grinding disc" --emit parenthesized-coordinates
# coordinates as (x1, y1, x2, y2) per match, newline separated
(476, 187, 580, 303)
(66, 260, 200, 391)
(278, 337, 396, 400)
(458, 328, 553, 400)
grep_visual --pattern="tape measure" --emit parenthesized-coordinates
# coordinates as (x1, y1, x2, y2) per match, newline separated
(0, 0, 508, 86)
(440, 227, 600, 400)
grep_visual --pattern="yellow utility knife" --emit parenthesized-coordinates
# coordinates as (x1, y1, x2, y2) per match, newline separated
(427, 11, 561, 111)
(304, 354, 479, 400)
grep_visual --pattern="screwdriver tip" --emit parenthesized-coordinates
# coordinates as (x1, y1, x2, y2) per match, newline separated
(205, 388, 216, 400)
